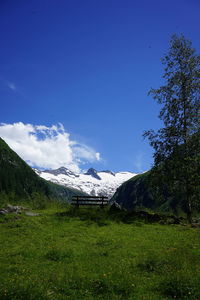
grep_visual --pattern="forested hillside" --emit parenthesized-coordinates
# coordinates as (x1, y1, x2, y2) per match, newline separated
(0, 138, 85, 206)
(112, 130, 200, 215)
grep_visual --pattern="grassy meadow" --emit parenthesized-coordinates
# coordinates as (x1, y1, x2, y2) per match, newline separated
(0, 206, 200, 300)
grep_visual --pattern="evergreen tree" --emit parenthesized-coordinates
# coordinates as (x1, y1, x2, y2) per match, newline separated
(144, 34, 200, 222)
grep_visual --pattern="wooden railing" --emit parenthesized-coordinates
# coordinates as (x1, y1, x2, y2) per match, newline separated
(71, 195, 109, 208)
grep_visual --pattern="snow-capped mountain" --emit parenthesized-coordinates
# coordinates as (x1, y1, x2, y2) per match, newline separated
(35, 167, 137, 198)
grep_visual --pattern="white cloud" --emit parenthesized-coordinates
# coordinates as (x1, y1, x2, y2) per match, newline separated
(0, 122, 101, 172)
(96, 152, 101, 161)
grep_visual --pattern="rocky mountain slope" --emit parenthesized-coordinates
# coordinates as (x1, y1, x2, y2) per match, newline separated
(36, 167, 137, 198)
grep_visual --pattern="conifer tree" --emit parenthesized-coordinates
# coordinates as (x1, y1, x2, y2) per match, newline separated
(144, 34, 200, 222)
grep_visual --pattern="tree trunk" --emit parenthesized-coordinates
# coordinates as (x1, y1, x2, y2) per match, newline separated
(187, 197, 192, 224)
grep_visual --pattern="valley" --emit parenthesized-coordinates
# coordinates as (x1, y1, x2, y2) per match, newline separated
(1, 3, 200, 299)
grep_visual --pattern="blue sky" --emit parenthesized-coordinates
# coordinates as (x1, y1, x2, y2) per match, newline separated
(0, 0, 200, 173)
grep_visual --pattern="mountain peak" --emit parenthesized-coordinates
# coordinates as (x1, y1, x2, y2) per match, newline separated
(36, 166, 137, 198)
(43, 167, 79, 177)
(84, 168, 101, 180)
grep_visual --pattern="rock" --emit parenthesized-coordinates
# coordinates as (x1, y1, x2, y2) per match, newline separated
(84, 168, 101, 180)
(25, 211, 40, 216)
(6, 204, 21, 213)
(0, 209, 8, 215)
(0, 204, 28, 215)
(109, 202, 123, 212)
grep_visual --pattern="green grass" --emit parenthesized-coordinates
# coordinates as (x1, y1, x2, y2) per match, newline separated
(0, 206, 200, 299)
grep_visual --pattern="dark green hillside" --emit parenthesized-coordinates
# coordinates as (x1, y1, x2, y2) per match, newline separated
(111, 172, 154, 211)
(0, 138, 85, 206)
(112, 132, 200, 214)
(111, 171, 175, 212)
(111, 171, 179, 213)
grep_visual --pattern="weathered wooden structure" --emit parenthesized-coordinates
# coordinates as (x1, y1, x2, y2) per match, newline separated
(71, 195, 109, 208)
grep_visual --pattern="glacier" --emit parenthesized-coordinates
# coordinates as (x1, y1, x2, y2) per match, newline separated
(34, 167, 137, 198)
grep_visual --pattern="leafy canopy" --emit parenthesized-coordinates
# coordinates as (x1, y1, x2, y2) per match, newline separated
(144, 34, 200, 220)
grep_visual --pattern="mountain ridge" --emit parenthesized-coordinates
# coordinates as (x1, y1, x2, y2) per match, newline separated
(35, 166, 137, 198)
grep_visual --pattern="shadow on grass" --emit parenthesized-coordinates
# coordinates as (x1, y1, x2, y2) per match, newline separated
(53, 275, 135, 299)
(54, 205, 183, 226)
(44, 248, 74, 262)
(159, 275, 200, 299)
(0, 281, 49, 300)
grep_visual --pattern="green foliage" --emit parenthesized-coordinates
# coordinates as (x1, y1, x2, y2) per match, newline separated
(144, 34, 200, 221)
(0, 207, 200, 299)
(112, 156, 200, 216)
